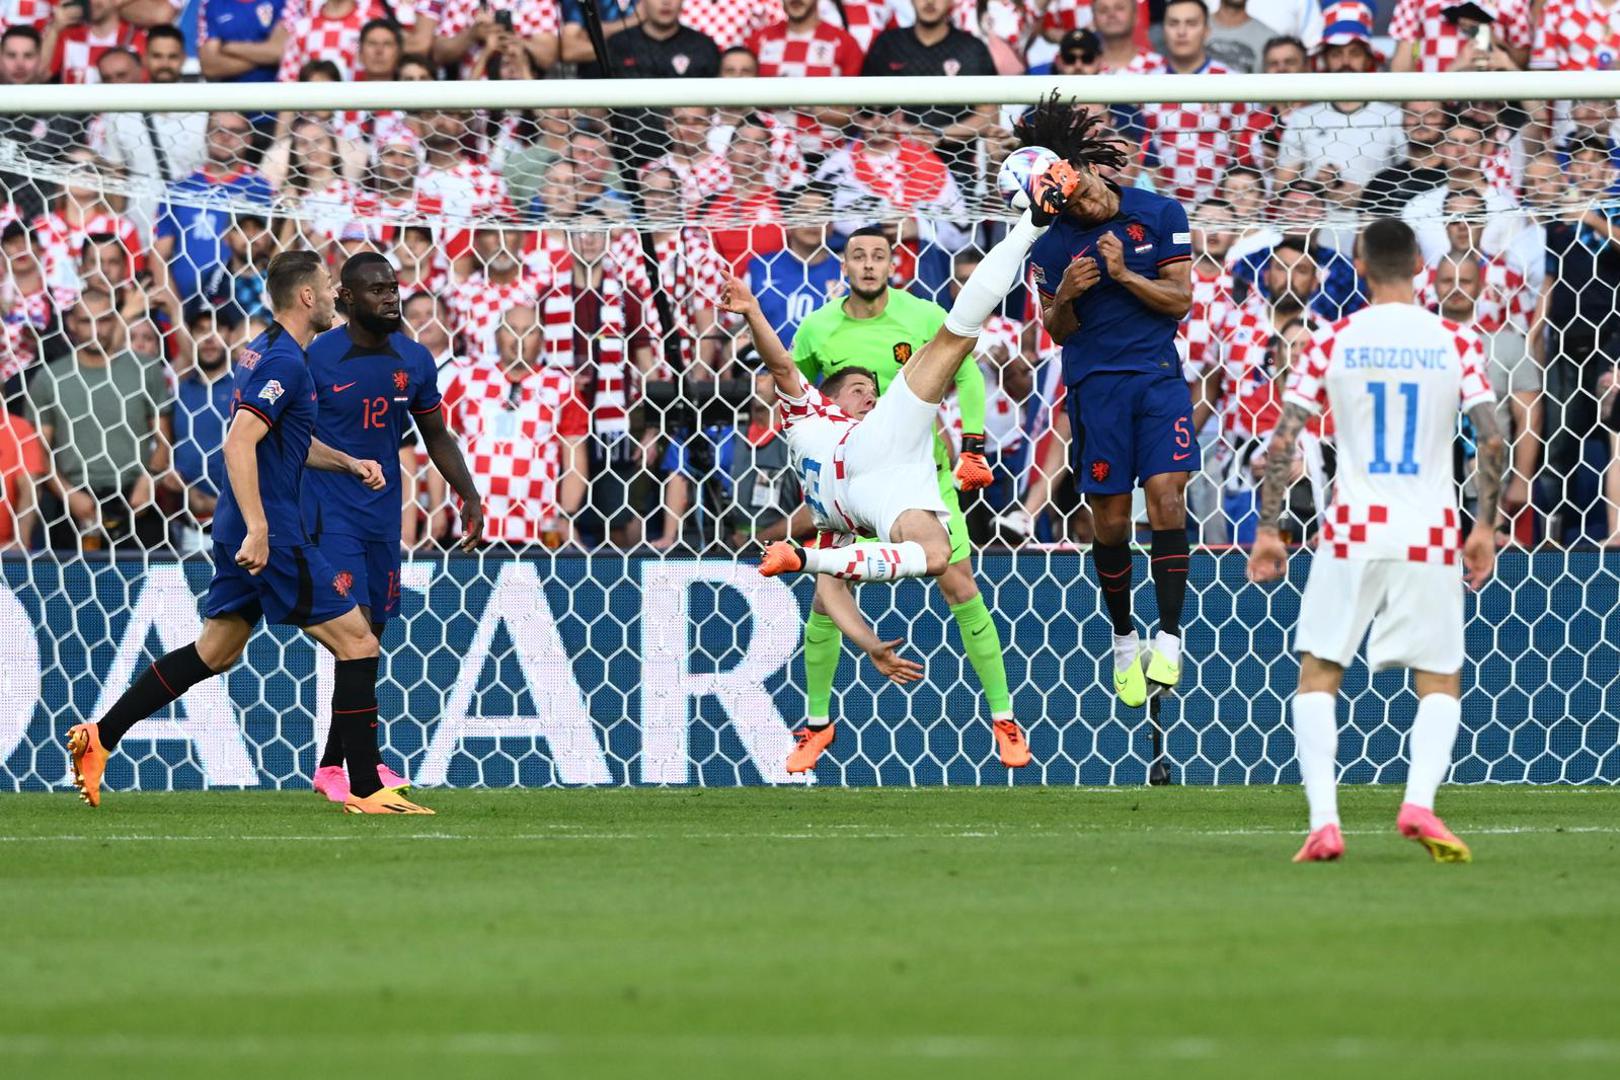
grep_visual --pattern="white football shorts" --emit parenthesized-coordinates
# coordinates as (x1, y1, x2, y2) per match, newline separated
(1294, 556, 1465, 674)
(835, 370, 949, 543)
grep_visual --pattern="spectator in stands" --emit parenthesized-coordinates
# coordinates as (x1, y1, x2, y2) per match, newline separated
(606, 0, 720, 77)
(1225, 0, 1323, 49)
(1434, 251, 1539, 532)
(1131, 0, 1247, 204)
(746, 185, 839, 346)
(1404, 112, 1543, 280)
(498, 109, 573, 209)
(621, 164, 727, 373)
(719, 43, 757, 76)
(27, 288, 167, 550)
(1229, 35, 1307, 178)
(815, 107, 970, 252)
(652, 106, 719, 206)
(434, 0, 558, 79)
(33, 149, 140, 296)
(1391, 0, 1530, 73)
(1230, 205, 1364, 320)
(355, 133, 424, 239)
(159, 308, 237, 553)
(1092, 0, 1152, 71)
(1535, 0, 1620, 71)
(404, 289, 462, 389)
(1, 222, 71, 402)
(750, 0, 863, 80)
(1185, 200, 1237, 401)
(1360, 101, 1448, 214)
(1206, 0, 1281, 73)
(861, 0, 1002, 180)
(448, 223, 548, 364)
(443, 303, 590, 548)
(278, 0, 430, 82)
(724, 368, 805, 547)
(269, 116, 358, 244)
(42, 0, 142, 86)
(1027, 27, 1101, 77)
(0, 403, 43, 551)
(413, 110, 510, 234)
(560, 0, 638, 75)
(1422, 188, 1535, 335)
(561, 124, 632, 219)
(681, 0, 782, 51)
(403, 289, 467, 547)
(199, 0, 293, 83)
(152, 111, 274, 309)
(705, 114, 788, 275)
(1274, 4, 1402, 205)
(92, 43, 138, 83)
(0, 26, 83, 219)
(195, 212, 272, 321)
(357, 16, 402, 80)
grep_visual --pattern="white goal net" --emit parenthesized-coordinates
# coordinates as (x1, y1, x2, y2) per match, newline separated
(2, 73, 1617, 790)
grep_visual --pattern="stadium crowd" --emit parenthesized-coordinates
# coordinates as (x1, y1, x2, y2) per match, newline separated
(1, 0, 1619, 555)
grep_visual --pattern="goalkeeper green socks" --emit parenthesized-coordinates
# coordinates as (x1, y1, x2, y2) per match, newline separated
(802, 610, 843, 724)
(951, 596, 1012, 718)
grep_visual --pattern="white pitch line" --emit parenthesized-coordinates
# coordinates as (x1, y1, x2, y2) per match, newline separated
(0, 824, 1616, 843)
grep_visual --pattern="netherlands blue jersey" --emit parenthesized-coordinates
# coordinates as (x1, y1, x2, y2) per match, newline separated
(301, 327, 442, 542)
(213, 322, 315, 547)
(747, 249, 842, 347)
(1028, 184, 1191, 386)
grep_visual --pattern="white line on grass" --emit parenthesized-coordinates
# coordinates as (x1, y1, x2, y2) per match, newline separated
(0, 824, 1616, 843)
(0, 1032, 1614, 1063)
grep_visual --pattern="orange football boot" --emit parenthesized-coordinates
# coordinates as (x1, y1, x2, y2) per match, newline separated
(992, 719, 1032, 768)
(66, 723, 109, 808)
(758, 541, 805, 578)
(343, 789, 436, 815)
(786, 724, 836, 774)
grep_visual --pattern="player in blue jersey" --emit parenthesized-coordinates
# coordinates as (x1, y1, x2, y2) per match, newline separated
(66, 252, 435, 815)
(1021, 97, 1197, 708)
(304, 252, 486, 804)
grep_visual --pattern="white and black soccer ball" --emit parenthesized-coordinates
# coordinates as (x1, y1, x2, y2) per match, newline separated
(996, 146, 1061, 212)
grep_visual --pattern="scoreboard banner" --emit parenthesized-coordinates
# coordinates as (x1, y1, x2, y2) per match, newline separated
(2, 553, 1616, 791)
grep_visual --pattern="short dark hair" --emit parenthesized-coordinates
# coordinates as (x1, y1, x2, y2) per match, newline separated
(821, 367, 879, 398)
(145, 24, 185, 49)
(721, 45, 757, 66)
(1358, 219, 1419, 283)
(1261, 35, 1307, 61)
(1272, 236, 1309, 259)
(1163, 0, 1208, 20)
(1567, 128, 1610, 160)
(266, 250, 324, 312)
(1, 220, 28, 246)
(847, 224, 890, 246)
(340, 250, 395, 289)
(1, 25, 40, 50)
(96, 46, 139, 70)
(299, 59, 343, 82)
(361, 18, 403, 44)
(397, 52, 436, 76)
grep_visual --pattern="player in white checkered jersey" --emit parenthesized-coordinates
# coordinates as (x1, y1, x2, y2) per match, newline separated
(1248, 219, 1507, 866)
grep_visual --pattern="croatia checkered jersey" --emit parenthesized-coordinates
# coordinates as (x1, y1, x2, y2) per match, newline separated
(1532, 0, 1620, 70)
(776, 377, 862, 537)
(1389, 0, 1531, 73)
(1284, 304, 1493, 565)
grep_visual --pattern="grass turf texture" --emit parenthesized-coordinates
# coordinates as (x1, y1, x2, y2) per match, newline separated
(2, 787, 1616, 1079)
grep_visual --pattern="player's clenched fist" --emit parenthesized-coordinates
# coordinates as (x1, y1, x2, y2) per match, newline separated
(1057, 254, 1100, 300)
(349, 458, 386, 491)
(235, 530, 269, 576)
(954, 434, 993, 491)
(1095, 231, 1127, 278)
(1247, 527, 1288, 584)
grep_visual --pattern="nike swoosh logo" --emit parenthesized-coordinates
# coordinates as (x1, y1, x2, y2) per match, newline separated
(333, 382, 357, 392)
(972, 625, 988, 636)
(1172, 451, 1192, 462)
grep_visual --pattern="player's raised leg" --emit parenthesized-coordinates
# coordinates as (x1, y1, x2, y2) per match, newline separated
(67, 614, 251, 808)
(1397, 669, 1471, 863)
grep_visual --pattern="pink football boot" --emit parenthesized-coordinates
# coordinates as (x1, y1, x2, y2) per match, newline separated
(312, 765, 349, 804)
(1397, 803, 1472, 863)
(1292, 823, 1345, 863)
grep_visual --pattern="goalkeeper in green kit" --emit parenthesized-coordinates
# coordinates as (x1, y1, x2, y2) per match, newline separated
(787, 224, 1028, 772)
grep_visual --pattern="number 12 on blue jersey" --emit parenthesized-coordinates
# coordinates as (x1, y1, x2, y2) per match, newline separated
(1367, 381, 1421, 475)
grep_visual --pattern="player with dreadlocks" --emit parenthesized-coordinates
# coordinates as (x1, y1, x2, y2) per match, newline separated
(1020, 94, 1198, 710)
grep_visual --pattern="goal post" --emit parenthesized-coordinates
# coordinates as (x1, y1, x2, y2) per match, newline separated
(0, 73, 1617, 791)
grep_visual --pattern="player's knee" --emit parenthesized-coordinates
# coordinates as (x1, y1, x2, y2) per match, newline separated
(922, 539, 953, 576)
(938, 560, 978, 603)
(1149, 486, 1186, 527)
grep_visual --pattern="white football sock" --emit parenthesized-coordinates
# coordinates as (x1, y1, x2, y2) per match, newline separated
(1154, 631, 1181, 668)
(1404, 693, 1462, 811)
(801, 541, 930, 581)
(944, 211, 1048, 337)
(1293, 692, 1340, 830)
(1111, 631, 1140, 674)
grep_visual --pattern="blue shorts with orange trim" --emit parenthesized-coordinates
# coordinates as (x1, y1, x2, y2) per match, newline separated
(1068, 370, 1199, 496)
(201, 541, 356, 628)
(313, 532, 402, 624)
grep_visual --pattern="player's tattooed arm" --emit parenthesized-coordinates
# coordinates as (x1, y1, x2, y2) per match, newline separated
(306, 438, 385, 490)
(1257, 402, 1312, 532)
(1468, 401, 1508, 531)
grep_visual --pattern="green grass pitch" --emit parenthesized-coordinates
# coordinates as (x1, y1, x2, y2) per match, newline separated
(2, 786, 1617, 1079)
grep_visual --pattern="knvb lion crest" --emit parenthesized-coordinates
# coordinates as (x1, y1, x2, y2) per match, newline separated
(333, 572, 354, 598)
(1090, 460, 1111, 484)
(393, 369, 409, 392)
(1126, 223, 1146, 243)
(893, 342, 913, 364)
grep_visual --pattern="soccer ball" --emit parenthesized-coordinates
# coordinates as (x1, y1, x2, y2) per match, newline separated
(997, 147, 1061, 212)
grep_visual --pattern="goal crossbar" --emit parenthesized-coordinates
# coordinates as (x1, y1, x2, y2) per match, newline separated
(2, 71, 1619, 116)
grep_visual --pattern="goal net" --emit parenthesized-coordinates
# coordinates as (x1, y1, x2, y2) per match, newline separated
(1, 73, 1617, 791)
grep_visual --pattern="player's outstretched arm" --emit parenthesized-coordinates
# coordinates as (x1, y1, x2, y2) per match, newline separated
(1247, 401, 1312, 583)
(813, 575, 924, 685)
(720, 277, 807, 399)
(415, 408, 486, 552)
(306, 438, 386, 491)
(1465, 401, 1507, 589)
